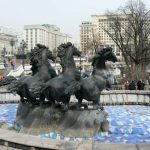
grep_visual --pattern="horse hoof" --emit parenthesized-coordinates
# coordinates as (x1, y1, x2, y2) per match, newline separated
(83, 104, 88, 109)
(99, 106, 104, 111)
(63, 105, 69, 111)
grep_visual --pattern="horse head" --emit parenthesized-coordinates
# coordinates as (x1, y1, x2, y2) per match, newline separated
(57, 42, 81, 71)
(92, 47, 117, 70)
(29, 44, 56, 76)
(57, 42, 81, 58)
(45, 48, 55, 62)
(30, 44, 55, 65)
(69, 43, 81, 57)
(98, 47, 118, 63)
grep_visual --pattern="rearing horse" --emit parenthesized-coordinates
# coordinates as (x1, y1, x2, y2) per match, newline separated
(43, 42, 81, 109)
(75, 47, 117, 109)
(8, 44, 57, 105)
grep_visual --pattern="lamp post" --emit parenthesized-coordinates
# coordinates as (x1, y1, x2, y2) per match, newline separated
(2, 47, 6, 67)
(10, 39, 15, 59)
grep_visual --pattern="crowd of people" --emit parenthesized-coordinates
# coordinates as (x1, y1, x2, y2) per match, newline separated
(124, 79, 149, 90)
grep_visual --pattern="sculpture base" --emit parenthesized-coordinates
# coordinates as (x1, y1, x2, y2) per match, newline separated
(15, 102, 109, 137)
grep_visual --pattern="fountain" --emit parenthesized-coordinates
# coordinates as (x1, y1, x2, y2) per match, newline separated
(0, 42, 150, 149)
(4, 42, 118, 138)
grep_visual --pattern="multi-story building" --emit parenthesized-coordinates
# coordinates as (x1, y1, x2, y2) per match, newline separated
(91, 15, 126, 59)
(80, 15, 128, 61)
(79, 21, 95, 55)
(24, 24, 72, 52)
(0, 33, 18, 60)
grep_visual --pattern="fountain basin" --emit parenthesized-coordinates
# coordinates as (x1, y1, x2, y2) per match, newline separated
(0, 103, 150, 143)
(15, 102, 108, 137)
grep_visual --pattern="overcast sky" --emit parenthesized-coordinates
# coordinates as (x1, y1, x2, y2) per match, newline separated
(0, 0, 150, 42)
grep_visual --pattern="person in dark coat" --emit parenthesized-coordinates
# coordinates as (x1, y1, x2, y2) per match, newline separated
(129, 80, 136, 90)
(137, 80, 142, 90)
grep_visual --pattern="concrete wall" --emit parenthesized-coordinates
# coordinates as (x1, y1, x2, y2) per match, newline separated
(70, 90, 150, 105)
(0, 128, 149, 150)
(0, 89, 149, 105)
(100, 90, 150, 105)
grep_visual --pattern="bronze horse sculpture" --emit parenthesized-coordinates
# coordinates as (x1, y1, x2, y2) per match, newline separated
(8, 44, 57, 105)
(75, 47, 117, 109)
(42, 42, 81, 109)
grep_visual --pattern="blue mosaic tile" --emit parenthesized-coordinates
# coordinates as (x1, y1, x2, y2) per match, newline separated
(0, 104, 150, 143)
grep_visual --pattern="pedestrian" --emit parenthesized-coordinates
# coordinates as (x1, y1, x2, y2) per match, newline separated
(11, 60, 13, 69)
(0, 72, 3, 80)
(129, 80, 136, 90)
(137, 80, 142, 90)
(11, 59, 16, 70)
(124, 80, 129, 90)
(140, 80, 145, 90)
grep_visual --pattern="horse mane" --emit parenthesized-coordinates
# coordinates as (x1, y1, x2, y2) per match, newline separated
(31, 44, 48, 56)
(57, 42, 72, 58)
(92, 47, 113, 66)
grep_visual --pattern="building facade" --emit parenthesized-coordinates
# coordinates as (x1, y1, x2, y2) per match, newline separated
(0, 33, 18, 60)
(24, 24, 72, 52)
(79, 22, 94, 55)
(80, 15, 128, 61)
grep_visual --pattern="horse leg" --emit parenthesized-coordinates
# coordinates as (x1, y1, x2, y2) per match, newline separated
(63, 96, 70, 111)
(76, 98, 83, 109)
(93, 95, 104, 111)
(75, 91, 84, 109)
(18, 91, 26, 103)
(39, 94, 45, 106)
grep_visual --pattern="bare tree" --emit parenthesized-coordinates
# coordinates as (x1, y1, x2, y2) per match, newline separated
(87, 28, 103, 56)
(103, 0, 150, 80)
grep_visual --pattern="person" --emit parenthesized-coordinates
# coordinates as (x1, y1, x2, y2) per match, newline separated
(0, 72, 3, 80)
(140, 80, 145, 90)
(129, 80, 136, 90)
(11, 59, 16, 70)
(11, 60, 14, 70)
(137, 80, 142, 90)
(124, 80, 129, 90)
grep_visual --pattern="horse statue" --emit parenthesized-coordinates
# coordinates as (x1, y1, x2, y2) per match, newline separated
(8, 44, 57, 105)
(43, 42, 81, 109)
(75, 47, 118, 110)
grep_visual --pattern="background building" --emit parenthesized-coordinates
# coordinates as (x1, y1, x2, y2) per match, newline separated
(80, 15, 128, 76)
(80, 15, 127, 61)
(0, 27, 19, 61)
(79, 22, 94, 55)
(0, 32, 18, 61)
(24, 24, 72, 52)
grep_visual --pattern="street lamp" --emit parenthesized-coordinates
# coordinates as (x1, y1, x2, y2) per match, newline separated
(10, 39, 15, 58)
(16, 40, 27, 69)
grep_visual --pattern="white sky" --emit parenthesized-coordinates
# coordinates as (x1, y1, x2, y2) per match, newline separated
(0, 0, 150, 42)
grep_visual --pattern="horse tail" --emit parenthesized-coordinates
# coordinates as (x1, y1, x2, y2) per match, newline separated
(0, 76, 17, 87)
(7, 80, 24, 93)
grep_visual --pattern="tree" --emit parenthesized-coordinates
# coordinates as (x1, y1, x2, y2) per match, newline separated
(87, 28, 103, 56)
(103, 0, 150, 80)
